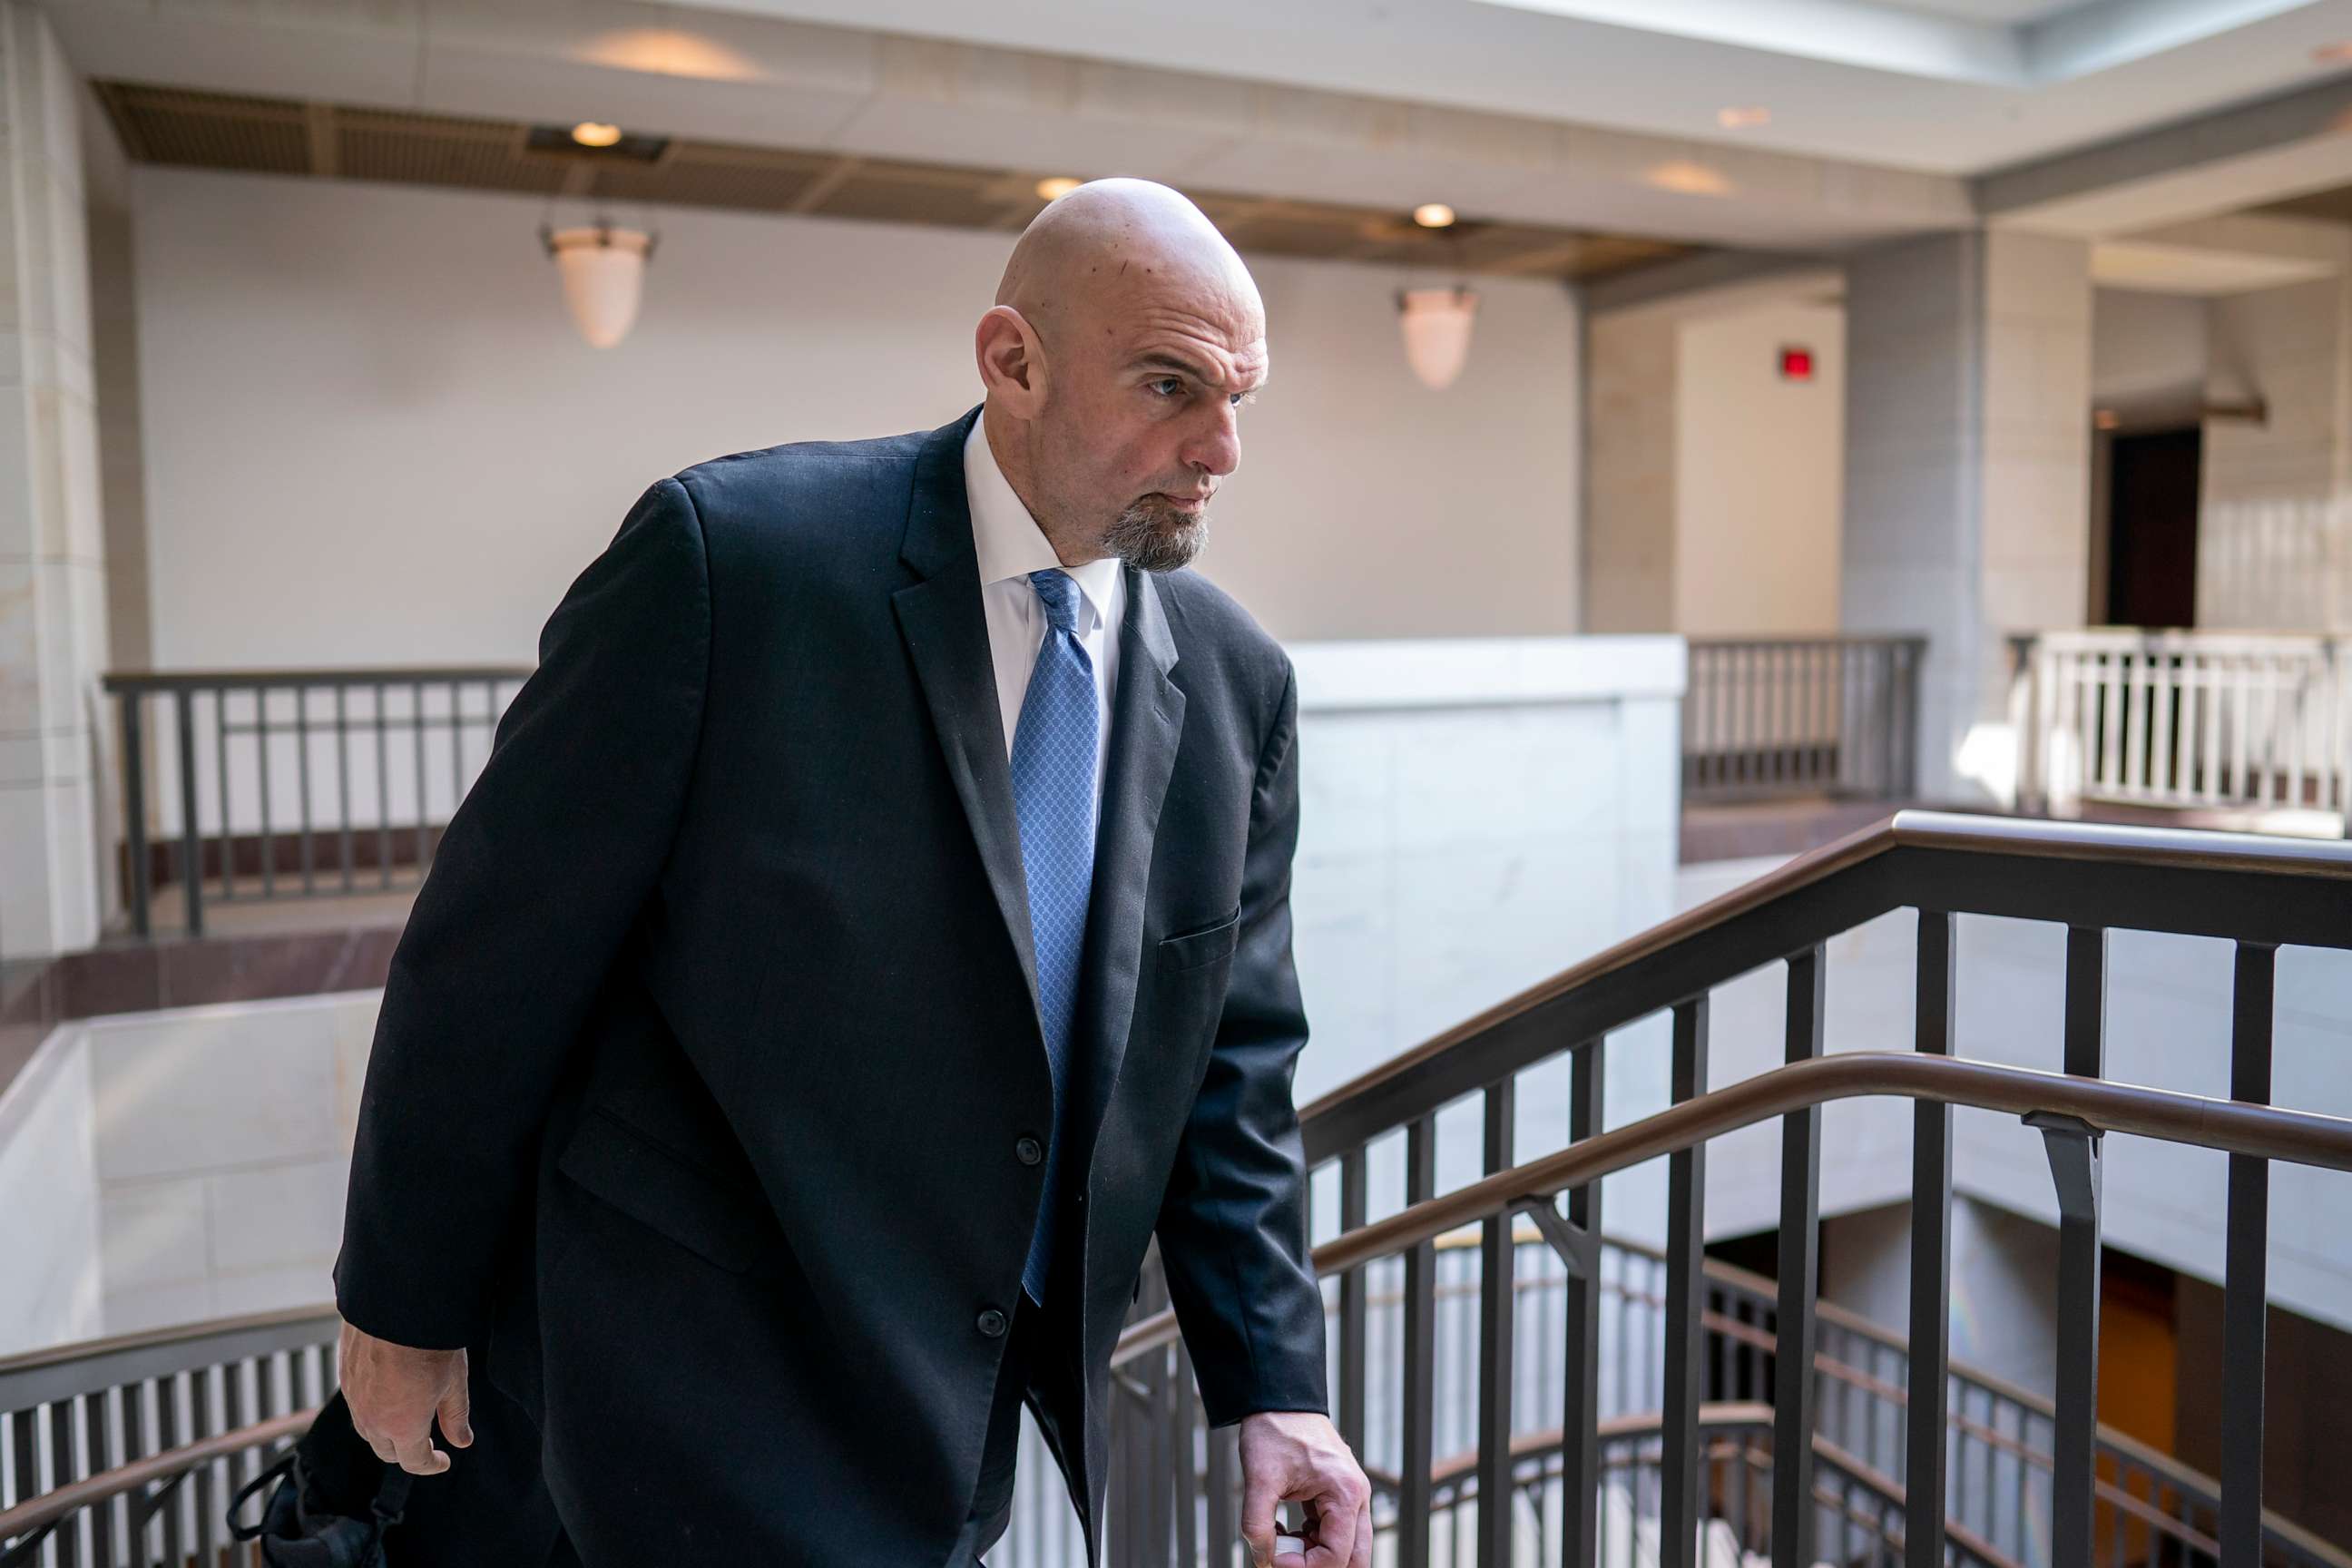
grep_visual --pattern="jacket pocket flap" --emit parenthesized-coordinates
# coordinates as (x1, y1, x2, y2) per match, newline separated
(1158, 907, 1243, 974)
(556, 1107, 772, 1273)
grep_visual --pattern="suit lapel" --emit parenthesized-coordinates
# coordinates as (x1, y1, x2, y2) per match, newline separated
(888, 407, 1190, 1121)
(1073, 565, 1185, 1143)
(891, 408, 1043, 1026)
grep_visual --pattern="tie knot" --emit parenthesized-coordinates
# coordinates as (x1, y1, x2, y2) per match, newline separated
(1028, 569, 1082, 634)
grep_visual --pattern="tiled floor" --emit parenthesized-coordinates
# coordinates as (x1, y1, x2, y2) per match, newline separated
(1680, 795, 1918, 863)
(0, 882, 416, 1103)
(132, 878, 420, 941)
(1677, 792, 2348, 865)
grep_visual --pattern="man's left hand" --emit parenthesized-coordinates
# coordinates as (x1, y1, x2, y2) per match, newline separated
(1237, 1410, 1372, 1568)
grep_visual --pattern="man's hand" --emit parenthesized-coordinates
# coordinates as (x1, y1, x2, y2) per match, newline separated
(338, 1322, 473, 1475)
(1237, 1410, 1372, 1568)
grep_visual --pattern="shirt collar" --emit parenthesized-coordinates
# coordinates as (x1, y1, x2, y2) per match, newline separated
(964, 411, 1122, 632)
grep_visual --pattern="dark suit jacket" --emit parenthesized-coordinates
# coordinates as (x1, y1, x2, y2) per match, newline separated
(333, 407, 1328, 1566)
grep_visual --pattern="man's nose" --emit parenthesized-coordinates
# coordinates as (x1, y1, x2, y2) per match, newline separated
(1182, 403, 1241, 479)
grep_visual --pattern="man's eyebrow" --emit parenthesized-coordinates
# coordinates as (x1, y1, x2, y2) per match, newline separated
(1133, 351, 1215, 380)
(1133, 351, 1268, 388)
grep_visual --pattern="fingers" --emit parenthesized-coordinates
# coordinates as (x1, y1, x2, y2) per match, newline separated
(1240, 1475, 1280, 1566)
(390, 1429, 450, 1476)
(1350, 1495, 1373, 1568)
(1299, 1494, 1350, 1568)
(342, 1327, 468, 1472)
(436, 1373, 474, 1449)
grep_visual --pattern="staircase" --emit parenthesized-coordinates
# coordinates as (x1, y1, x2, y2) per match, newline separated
(1085, 811, 2352, 1568)
(6, 813, 2352, 1568)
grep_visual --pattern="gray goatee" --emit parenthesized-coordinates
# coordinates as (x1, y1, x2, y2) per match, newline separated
(1100, 495, 1210, 573)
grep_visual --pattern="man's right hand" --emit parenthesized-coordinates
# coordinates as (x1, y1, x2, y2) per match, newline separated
(339, 1321, 474, 1475)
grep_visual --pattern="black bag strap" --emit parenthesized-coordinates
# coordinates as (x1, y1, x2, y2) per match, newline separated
(227, 1448, 299, 1541)
(226, 1442, 415, 1567)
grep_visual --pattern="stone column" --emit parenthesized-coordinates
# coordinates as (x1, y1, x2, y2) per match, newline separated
(2200, 269, 2352, 631)
(0, 3, 111, 958)
(1842, 228, 2092, 803)
(1582, 309, 1679, 632)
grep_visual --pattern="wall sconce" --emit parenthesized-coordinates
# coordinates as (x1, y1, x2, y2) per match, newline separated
(1397, 286, 1479, 390)
(539, 218, 658, 349)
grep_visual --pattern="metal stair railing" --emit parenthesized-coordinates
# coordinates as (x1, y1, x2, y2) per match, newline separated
(1100, 810, 2352, 1568)
(0, 1308, 338, 1568)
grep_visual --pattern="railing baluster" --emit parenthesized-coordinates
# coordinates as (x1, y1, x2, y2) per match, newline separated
(1172, 1346, 1198, 1568)
(2151, 644, 2175, 799)
(2220, 942, 2276, 1567)
(45, 1397, 75, 1568)
(1773, 948, 1823, 1568)
(1398, 1112, 1437, 1568)
(2034, 926, 2108, 1568)
(374, 683, 392, 889)
(174, 691, 204, 938)
(213, 689, 234, 903)
(155, 1373, 183, 1567)
(412, 680, 430, 876)
(2122, 649, 2147, 796)
(1906, 911, 1955, 1568)
(254, 686, 275, 898)
(335, 685, 355, 893)
(295, 688, 316, 896)
(1338, 1149, 1368, 1464)
(1205, 1416, 1236, 1568)
(1661, 997, 1709, 1568)
(447, 679, 466, 817)
(78, 1392, 112, 1568)
(1145, 1344, 1171, 1568)
(1475, 1080, 1514, 1568)
(120, 690, 152, 939)
(1560, 1043, 1604, 1568)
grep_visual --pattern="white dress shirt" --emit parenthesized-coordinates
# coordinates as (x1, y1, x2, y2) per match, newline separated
(964, 413, 1125, 836)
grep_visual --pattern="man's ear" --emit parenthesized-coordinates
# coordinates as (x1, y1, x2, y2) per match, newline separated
(975, 306, 1047, 416)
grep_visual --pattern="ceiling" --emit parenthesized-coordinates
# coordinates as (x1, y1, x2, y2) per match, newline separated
(43, 0, 2352, 254)
(681, 0, 2352, 172)
(89, 79, 1691, 282)
(1889, 0, 2100, 20)
(2261, 180, 2352, 221)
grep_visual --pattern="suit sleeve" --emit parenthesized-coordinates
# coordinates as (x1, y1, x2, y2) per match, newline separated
(333, 476, 711, 1350)
(1152, 660, 1329, 1427)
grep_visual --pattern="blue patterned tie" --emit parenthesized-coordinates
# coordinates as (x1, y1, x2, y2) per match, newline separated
(1011, 568, 1099, 1302)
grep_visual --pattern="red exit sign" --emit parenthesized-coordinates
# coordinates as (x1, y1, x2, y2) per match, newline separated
(1780, 346, 1815, 381)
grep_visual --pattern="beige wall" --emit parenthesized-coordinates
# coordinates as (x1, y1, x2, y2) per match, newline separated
(1672, 303, 1844, 635)
(128, 169, 1583, 667)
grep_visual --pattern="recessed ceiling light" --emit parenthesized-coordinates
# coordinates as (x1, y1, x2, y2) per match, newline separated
(1413, 202, 1456, 229)
(2093, 409, 2120, 430)
(1718, 105, 1772, 130)
(571, 122, 623, 149)
(1035, 176, 1083, 201)
(2317, 42, 2352, 63)
(1646, 161, 1732, 198)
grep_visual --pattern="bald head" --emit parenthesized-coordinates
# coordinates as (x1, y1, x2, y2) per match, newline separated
(995, 178, 1257, 337)
(973, 178, 1269, 574)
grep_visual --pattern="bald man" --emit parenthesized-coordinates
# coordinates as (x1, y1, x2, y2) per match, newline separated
(332, 179, 1372, 1567)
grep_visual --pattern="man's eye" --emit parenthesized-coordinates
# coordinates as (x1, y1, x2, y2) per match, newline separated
(1150, 377, 1184, 397)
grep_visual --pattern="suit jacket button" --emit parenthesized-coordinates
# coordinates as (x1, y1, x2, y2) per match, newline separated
(977, 1308, 1008, 1338)
(1015, 1136, 1044, 1166)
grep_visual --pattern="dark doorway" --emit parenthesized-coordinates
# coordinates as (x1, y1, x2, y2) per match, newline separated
(2105, 427, 2201, 628)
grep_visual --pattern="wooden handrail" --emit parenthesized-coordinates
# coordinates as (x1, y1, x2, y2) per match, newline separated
(1297, 809, 2352, 1161)
(0, 1408, 314, 1545)
(103, 665, 532, 691)
(1122, 1049, 2352, 1367)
